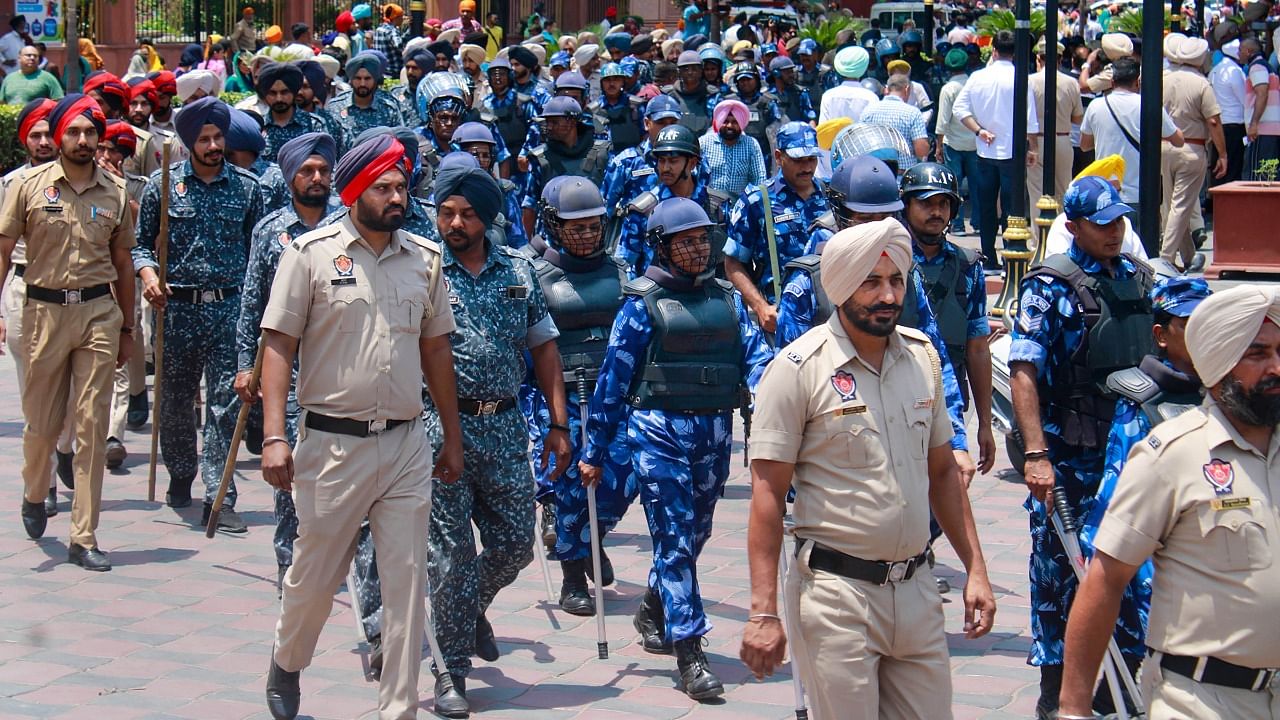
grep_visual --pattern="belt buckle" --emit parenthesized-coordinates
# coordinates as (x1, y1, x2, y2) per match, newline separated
(368, 419, 387, 435)
(480, 400, 498, 416)
(64, 289, 81, 305)
(201, 290, 216, 304)
(886, 560, 910, 584)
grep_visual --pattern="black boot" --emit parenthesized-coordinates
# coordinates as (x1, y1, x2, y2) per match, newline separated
(55, 450, 74, 489)
(21, 499, 47, 539)
(539, 502, 557, 550)
(126, 392, 149, 430)
(165, 477, 193, 508)
(433, 671, 469, 718)
(474, 613, 499, 662)
(585, 542, 615, 587)
(367, 635, 383, 681)
(265, 653, 301, 720)
(44, 488, 58, 517)
(1036, 664, 1063, 720)
(559, 560, 595, 616)
(674, 636, 724, 701)
(633, 587, 672, 654)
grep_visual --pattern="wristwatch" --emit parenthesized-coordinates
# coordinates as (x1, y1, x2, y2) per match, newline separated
(120, 326, 134, 335)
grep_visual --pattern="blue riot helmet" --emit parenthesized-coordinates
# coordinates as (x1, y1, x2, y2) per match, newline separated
(826, 154, 904, 230)
(646, 197, 717, 281)
(450, 121, 498, 172)
(874, 38, 900, 59)
(729, 60, 760, 90)
(545, 177, 608, 258)
(415, 71, 470, 123)
(538, 176, 571, 237)
(899, 29, 923, 49)
(540, 94, 585, 121)
(831, 122, 910, 176)
(859, 77, 884, 95)
(646, 124, 700, 161)
(600, 62, 629, 79)
(553, 71, 589, 103)
(797, 39, 820, 57)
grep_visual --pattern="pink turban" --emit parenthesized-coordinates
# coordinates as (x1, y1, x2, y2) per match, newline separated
(713, 99, 749, 132)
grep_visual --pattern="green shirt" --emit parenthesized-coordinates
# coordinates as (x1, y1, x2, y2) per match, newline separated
(0, 69, 64, 104)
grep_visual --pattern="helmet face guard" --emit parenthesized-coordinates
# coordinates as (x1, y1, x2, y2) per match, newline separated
(553, 215, 607, 258)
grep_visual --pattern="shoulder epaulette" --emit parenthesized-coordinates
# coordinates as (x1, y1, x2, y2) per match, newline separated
(1141, 406, 1209, 454)
(897, 325, 930, 343)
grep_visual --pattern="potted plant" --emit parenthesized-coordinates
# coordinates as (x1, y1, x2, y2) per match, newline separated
(1205, 161, 1280, 277)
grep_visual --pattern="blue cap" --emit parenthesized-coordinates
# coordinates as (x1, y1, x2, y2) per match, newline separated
(620, 56, 640, 75)
(769, 56, 796, 72)
(776, 122, 819, 158)
(1151, 277, 1211, 317)
(645, 94, 682, 120)
(761, 42, 778, 56)
(601, 62, 628, 78)
(1063, 176, 1133, 225)
(797, 39, 819, 56)
(550, 51, 571, 68)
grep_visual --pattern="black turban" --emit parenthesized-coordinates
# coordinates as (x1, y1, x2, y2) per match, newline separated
(346, 52, 383, 83)
(296, 60, 328, 103)
(434, 165, 502, 226)
(277, 132, 337, 182)
(631, 35, 653, 55)
(255, 61, 304, 97)
(427, 40, 455, 62)
(174, 96, 231, 149)
(463, 31, 489, 47)
(508, 45, 538, 71)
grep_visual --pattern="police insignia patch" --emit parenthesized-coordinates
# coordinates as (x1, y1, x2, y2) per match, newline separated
(278, 231, 291, 247)
(786, 351, 802, 364)
(830, 369, 857, 401)
(43, 186, 59, 203)
(1203, 458, 1234, 495)
(1148, 436, 1161, 449)
(333, 254, 354, 277)
(1018, 294, 1050, 333)
(174, 181, 187, 197)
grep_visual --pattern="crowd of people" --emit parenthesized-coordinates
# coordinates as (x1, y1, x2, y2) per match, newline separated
(1, 2, 1279, 720)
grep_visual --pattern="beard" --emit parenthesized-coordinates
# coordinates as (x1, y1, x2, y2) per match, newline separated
(355, 199, 405, 231)
(443, 227, 483, 253)
(271, 101, 292, 114)
(296, 185, 330, 207)
(839, 299, 902, 337)
(719, 126, 741, 142)
(1218, 373, 1280, 428)
(354, 85, 373, 98)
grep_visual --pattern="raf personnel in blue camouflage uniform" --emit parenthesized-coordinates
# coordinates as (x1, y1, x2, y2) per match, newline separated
(667, 51, 718, 136)
(600, 95, 682, 219)
(521, 97, 612, 238)
(223, 109, 289, 213)
(428, 164, 573, 719)
(390, 48, 430, 122)
(581, 197, 774, 702)
(723, 122, 829, 336)
(792, 40, 829, 114)
(769, 57, 817, 124)
(590, 63, 647, 153)
(1009, 177, 1155, 719)
(480, 57, 547, 182)
(699, 45, 731, 97)
(255, 63, 329, 164)
(324, 53, 406, 149)
(135, 97, 264, 530)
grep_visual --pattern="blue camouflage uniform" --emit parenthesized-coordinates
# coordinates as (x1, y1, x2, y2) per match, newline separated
(390, 83, 418, 123)
(912, 239, 990, 405)
(601, 139, 656, 213)
(323, 89, 406, 146)
(262, 109, 329, 164)
(615, 179, 712, 279)
(583, 282, 773, 643)
(134, 160, 264, 508)
(1010, 241, 1148, 666)
(427, 239, 559, 679)
(775, 84, 817, 123)
(248, 157, 289, 213)
(724, 175, 829, 305)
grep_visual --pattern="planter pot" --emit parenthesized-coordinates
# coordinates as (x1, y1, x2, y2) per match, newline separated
(1205, 181, 1280, 278)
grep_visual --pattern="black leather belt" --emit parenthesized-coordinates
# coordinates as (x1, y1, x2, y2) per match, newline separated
(802, 542, 930, 585)
(26, 283, 111, 305)
(458, 397, 517, 416)
(1151, 649, 1278, 691)
(305, 412, 413, 437)
(14, 263, 25, 278)
(169, 286, 239, 304)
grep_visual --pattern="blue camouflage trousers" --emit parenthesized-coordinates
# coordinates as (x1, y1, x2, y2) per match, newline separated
(158, 297, 239, 506)
(629, 409, 731, 644)
(1027, 453, 1146, 666)
(426, 407, 535, 678)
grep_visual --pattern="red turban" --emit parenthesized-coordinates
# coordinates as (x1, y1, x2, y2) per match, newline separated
(17, 98, 56, 146)
(48, 94, 107, 144)
(148, 70, 177, 96)
(335, 136, 413, 206)
(103, 120, 137, 158)
(128, 77, 159, 107)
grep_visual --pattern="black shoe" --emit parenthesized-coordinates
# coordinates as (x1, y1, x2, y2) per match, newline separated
(1192, 227, 1209, 251)
(55, 450, 74, 489)
(559, 560, 596, 616)
(166, 478, 193, 508)
(585, 544, 615, 587)
(145, 360, 154, 376)
(633, 587, 672, 654)
(539, 502, 557, 550)
(68, 544, 111, 571)
(674, 637, 724, 701)
(245, 420, 264, 456)
(126, 392, 149, 430)
(202, 503, 248, 534)
(368, 635, 383, 681)
(44, 488, 58, 517)
(1036, 664, 1063, 720)
(277, 565, 287, 598)
(265, 654, 301, 720)
(474, 613, 499, 662)
(936, 576, 951, 594)
(1187, 252, 1207, 274)
(21, 499, 47, 539)
(105, 437, 127, 470)
(433, 672, 469, 718)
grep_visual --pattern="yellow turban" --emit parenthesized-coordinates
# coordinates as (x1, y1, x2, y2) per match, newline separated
(1186, 285, 1280, 388)
(886, 59, 911, 75)
(816, 117, 854, 150)
(820, 218, 913, 308)
(1075, 154, 1126, 186)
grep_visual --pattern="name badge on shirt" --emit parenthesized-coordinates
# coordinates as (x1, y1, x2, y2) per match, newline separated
(1212, 497, 1252, 511)
(505, 285, 528, 300)
(331, 277, 357, 286)
(773, 211, 799, 224)
(43, 205, 63, 213)
(834, 404, 868, 416)
(749, 111, 761, 122)
(631, 166, 655, 178)
(914, 398, 934, 409)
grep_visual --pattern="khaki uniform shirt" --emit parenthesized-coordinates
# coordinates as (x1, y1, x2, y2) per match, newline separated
(261, 215, 455, 422)
(749, 316, 953, 562)
(1031, 69, 1084, 134)
(0, 163, 33, 265)
(125, 126, 165, 180)
(1163, 65, 1221, 141)
(0, 161, 134, 288)
(231, 19, 258, 56)
(1095, 397, 1280, 668)
(1086, 64, 1114, 95)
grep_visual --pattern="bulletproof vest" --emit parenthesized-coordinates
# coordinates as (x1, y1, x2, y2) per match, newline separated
(519, 234, 547, 260)
(532, 137, 611, 188)
(485, 92, 533, 160)
(670, 87, 711, 134)
(729, 93, 774, 158)
(592, 99, 644, 153)
(783, 254, 831, 326)
(534, 255, 627, 388)
(625, 276, 744, 413)
(898, 246, 978, 377)
(1106, 356, 1204, 429)
(778, 86, 809, 123)
(1023, 253, 1155, 450)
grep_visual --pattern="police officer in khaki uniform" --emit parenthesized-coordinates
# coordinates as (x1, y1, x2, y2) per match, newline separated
(1060, 284, 1280, 720)
(0, 94, 136, 571)
(1029, 38, 1084, 206)
(260, 135, 463, 720)
(741, 218, 995, 720)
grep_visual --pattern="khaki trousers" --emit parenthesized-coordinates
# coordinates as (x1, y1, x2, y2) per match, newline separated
(1027, 134, 1075, 210)
(785, 541, 953, 720)
(4, 272, 75, 455)
(274, 416, 432, 720)
(107, 283, 145, 440)
(1160, 142, 1208, 268)
(20, 293, 122, 549)
(1143, 654, 1280, 720)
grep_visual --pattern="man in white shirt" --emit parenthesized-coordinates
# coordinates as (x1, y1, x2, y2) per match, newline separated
(1080, 57, 1183, 228)
(0, 15, 28, 78)
(1209, 41, 1249, 184)
(819, 46, 879, 124)
(953, 30, 1040, 272)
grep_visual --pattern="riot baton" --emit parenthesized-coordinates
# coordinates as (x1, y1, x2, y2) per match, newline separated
(147, 143, 171, 502)
(1049, 487, 1145, 719)
(777, 514, 809, 720)
(205, 335, 265, 538)
(577, 366, 608, 659)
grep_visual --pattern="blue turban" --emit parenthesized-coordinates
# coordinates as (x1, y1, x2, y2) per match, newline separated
(346, 51, 383, 82)
(434, 165, 502, 226)
(174, 96, 231, 150)
(180, 43, 204, 68)
(224, 109, 265, 154)
(353, 125, 420, 164)
(439, 151, 479, 170)
(604, 32, 632, 53)
(351, 3, 372, 20)
(405, 48, 434, 71)
(277, 132, 337, 182)
(255, 61, 303, 97)
(296, 60, 328, 103)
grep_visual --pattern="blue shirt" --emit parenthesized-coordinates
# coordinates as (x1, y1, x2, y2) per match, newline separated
(248, 157, 289, 214)
(857, 96, 928, 171)
(698, 131, 767, 200)
(614, 178, 711, 279)
(262, 108, 328, 164)
(682, 4, 709, 39)
(914, 241, 990, 342)
(324, 89, 407, 143)
(600, 139, 656, 213)
(724, 174, 828, 303)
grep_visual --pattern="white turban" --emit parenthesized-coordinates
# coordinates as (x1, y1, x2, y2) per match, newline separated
(175, 69, 220, 102)
(1186, 284, 1280, 388)
(662, 39, 684, 58)
(819, 218, 913, 308)
(404, 36, 431, 59)
(574, 44, 600, 69)
(1101, 32, 1133, 58)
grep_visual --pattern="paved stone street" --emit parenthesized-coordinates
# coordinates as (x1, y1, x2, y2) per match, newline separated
(0, 337, 1045, 720)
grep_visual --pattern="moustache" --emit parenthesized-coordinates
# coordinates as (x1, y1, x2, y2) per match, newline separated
(867, 303, 902, 315)
(384, 204, 405, 214)
(1254, 376, 1280, 393)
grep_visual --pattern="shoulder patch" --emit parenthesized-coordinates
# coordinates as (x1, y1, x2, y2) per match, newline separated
(779, 326, 829, 365)
(1142, 406, 1209, 455)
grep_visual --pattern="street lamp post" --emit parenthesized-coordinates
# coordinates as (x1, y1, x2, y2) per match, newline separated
(1034, 0, 1061, 265)
(992, 0, 1034, 318)
(1139, 0, 1165, 257)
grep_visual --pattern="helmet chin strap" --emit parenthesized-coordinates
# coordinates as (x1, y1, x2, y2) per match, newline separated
(916, 232, 946, 246)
